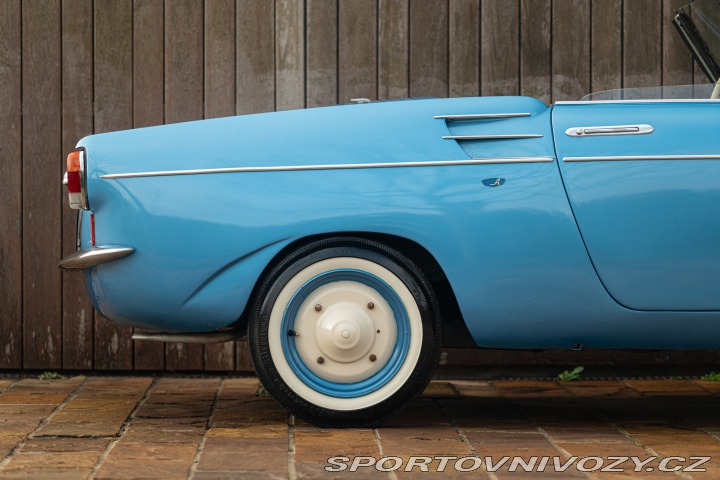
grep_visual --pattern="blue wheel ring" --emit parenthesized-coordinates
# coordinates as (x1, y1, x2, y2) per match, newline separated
(279, 268, 411, 398)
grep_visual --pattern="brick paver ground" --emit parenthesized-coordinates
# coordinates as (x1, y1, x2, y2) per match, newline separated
(0, 375, 719, 478)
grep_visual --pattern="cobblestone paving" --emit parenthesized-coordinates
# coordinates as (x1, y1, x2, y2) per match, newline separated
(0, 376, 719, 478)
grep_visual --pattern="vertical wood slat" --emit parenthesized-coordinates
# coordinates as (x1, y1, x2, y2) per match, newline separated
(134, 0, 165, 128)
(133, 0, 166, 371)
(590, 0, 622, 94)
(306, 0, 337, 107)
(552, 0, 590, 102)
(378, 0, 408, 100)
(94, 0, 134, 370)
(204, 0, 236, 372)
(165, 0, 204, 122)
(165, 0, 205, 371)
(409, 0, 449, 98)
(0, 0, 22, 369)
(236, 339, 254, 372)
(449, 0, 479, 98)
(22, 0, 62, 369)
(62, 0, 94, 370)
(481, 0, 520, 96)
(623, 0, 662, 90)
(237, 0, 275, 114)
(520, 0, 551, 104)
(205, 0, 236, 119)
(276, 0, 305, 110)
(339, 0, 377, 102)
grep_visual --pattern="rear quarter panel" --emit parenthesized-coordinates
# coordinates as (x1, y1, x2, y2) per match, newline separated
(77, 97, 720, 348)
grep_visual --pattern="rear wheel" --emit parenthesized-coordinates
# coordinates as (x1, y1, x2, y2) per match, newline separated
(248, 237, 441, 427)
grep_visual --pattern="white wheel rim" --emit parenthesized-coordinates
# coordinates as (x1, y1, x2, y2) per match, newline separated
(268, 257, 423, 411)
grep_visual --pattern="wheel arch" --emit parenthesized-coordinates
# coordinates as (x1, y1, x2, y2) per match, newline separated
(234, 232, 475, 348)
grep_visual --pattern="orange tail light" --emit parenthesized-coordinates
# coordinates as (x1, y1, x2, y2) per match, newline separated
(65, 149, 88, 210)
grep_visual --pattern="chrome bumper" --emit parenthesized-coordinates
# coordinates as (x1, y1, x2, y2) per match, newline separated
(59, 246, 135, 270)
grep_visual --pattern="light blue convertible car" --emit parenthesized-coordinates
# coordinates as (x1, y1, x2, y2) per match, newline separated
(62, 0, 719, 426)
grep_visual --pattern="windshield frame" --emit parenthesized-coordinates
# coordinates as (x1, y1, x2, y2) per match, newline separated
(673, 0, 720, 82)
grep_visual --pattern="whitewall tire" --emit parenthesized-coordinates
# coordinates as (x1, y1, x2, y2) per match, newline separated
(248, 237, 442, 427)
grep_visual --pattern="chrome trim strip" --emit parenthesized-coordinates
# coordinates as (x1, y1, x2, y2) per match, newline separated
(59, 246, 135, 270)
(102, 157, 554, 179)
(434, 113, 531, 121)
(471, 156, 554, 164)
(442, 134, 543, 140)
(75, 210, 82, 251)
(565, 124, 654, 137)
(556, 99, 719, 105)
(132, 330, 245, 344)
(563, 154, 720, 163)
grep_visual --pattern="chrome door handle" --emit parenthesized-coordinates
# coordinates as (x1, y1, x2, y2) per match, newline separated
(565, 124, 654, 137)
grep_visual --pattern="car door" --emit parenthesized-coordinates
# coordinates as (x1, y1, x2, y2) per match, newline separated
(552, 99, 720, 311)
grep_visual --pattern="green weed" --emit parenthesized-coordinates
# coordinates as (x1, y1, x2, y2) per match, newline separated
(557, 366, 584, 382)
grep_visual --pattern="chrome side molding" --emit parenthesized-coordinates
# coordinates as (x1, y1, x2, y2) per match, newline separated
(563, 154, 720, 163)
(472, 156, 554, 164)
(443, 134, 543, 140)
(59, 246, 135, 270)
(434, 113, 532, 121)
(565, 124, 654, 137)
(102, 158, 553, 179)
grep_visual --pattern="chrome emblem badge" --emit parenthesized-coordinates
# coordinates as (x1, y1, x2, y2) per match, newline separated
(482, 178, 505, 187)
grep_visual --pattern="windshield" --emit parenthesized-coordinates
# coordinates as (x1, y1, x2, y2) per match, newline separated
(581, 83, 715, 101)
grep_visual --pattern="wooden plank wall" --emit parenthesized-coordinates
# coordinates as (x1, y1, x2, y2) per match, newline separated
(0, 0, 703, 372)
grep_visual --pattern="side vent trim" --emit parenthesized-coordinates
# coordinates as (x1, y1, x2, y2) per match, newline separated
(443, 134, 543, 140)
(434, 113, 532, 121)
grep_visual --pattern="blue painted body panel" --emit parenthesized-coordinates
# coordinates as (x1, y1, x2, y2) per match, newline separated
(553, 101, 720, 310)
(75, 96, 720, 348)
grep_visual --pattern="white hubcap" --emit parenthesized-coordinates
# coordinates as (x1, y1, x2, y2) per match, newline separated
(294, 281, 397, 383)
(316, 303, 373, 362)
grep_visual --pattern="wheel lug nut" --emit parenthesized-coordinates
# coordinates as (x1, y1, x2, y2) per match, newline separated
(317, 356, 325, 364)
(367, 302, 374, 309)
(314, 304, 322, 312)
(369, 354, 377, 362)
